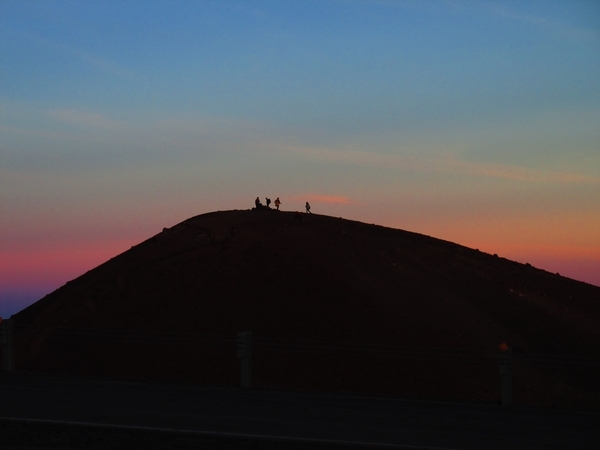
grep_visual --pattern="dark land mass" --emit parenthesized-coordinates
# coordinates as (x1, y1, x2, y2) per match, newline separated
(8, 210, 600, 409)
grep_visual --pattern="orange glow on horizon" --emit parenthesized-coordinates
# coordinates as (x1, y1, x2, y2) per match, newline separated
(2, 209, 599, 308)
(0, 240, 138, 291)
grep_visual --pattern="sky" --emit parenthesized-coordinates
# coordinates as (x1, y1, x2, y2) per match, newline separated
(1, 0, 599, 318)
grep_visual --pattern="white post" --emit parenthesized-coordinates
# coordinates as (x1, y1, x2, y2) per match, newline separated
(237, 331, 252, 388)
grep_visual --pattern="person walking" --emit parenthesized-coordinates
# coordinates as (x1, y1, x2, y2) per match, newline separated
(274, 197, 281, 210)
(305, 202, 312, 214)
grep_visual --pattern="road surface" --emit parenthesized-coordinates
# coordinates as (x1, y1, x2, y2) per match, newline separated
(1, 373, 599, 449)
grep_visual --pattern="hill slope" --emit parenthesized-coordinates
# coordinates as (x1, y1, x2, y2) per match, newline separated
(12, 210, 600, 408)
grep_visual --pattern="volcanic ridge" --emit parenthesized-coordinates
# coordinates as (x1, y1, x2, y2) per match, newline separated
(11, 210, 600, 408)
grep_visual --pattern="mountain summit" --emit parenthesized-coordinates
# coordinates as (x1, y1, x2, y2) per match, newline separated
(13, 210, 600, 408)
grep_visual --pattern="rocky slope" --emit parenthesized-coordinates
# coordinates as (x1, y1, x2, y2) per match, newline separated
(12, 210, 600, 408)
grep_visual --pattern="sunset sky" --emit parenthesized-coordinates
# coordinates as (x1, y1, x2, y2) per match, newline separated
(1, 0, 599, 318)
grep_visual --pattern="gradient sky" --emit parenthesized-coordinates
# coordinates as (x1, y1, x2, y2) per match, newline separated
(1, 0, 599, 318)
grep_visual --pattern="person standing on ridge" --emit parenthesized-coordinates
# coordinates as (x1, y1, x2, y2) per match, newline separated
(274, 197, 281, 210)
(266, 198, 271, 208)
(305, 202, 312, 214)
(255, 197, 262, 209)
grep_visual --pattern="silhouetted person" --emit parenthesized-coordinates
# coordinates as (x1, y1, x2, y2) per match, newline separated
(255, 197, 262, 208)
(305, 202, 312, 214)
(266, 198, 271, 208)
(274, 197, 281, 210)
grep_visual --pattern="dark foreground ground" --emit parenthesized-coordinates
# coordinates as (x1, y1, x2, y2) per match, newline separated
(1, 373, 599, 450)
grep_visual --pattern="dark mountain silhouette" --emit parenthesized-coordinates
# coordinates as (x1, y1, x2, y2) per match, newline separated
(11, 210, 600, 408)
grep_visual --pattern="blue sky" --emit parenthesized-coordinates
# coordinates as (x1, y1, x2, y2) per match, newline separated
(1, 0, 599, 317)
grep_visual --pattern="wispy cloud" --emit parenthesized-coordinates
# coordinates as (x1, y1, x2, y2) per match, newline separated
(489, 5, 599, 43)
(47, 109, 123, 130)
(287, 145, 600, 185)
(8, 29, 135, 79)
(69, 48, 135, 80)
(350, 1, 599, 43)
(446, 158, 600, 184)
(337, 0, 450, 14)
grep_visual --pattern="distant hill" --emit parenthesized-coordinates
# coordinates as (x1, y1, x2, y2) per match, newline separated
(12, 210, 600, 408)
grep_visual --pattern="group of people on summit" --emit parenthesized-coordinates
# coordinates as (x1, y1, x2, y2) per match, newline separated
(254, 197, 311, 213)
(255, 197, 281, 210)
